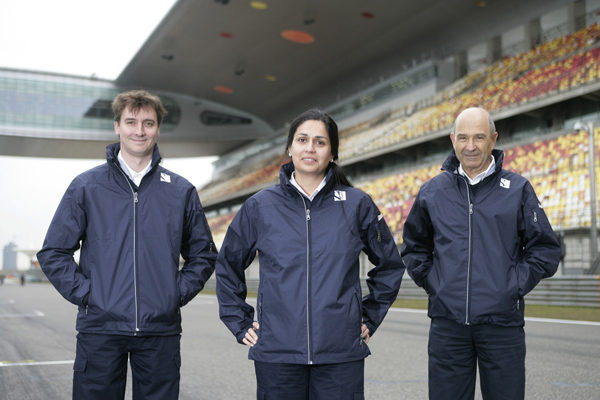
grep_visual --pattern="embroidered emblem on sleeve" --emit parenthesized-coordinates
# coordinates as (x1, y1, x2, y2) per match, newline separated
(500, 178, 510, 189)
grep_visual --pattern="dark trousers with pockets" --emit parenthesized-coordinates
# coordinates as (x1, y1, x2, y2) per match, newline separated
(428, 318, 526, 400)
(254, 359, 365, 400)
(73, 332, 181, 400)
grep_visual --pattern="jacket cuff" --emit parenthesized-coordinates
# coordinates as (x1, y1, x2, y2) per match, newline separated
(236, 322, 254, 344)
(362, 317, 377, 337)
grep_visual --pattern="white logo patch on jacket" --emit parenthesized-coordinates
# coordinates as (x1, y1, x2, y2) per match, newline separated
(160, 172, 171, 183)
(500, 178, 510, 189)
(334, 190, 346, 201)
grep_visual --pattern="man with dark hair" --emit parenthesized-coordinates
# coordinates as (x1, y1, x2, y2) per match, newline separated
(38, 89, 216, 400)
(401, 107, 560, 400)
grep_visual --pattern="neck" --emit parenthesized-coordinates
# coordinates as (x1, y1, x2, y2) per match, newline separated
(462, 156, 492, 179)
(121, 151, 152, 173)
(294, 172, 324, 196)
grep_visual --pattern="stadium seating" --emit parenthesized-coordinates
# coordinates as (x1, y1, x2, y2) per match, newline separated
(338, 23, 600, 160)
(206, 129, 600, 247)
(203, 24, 600, 246)
(354, 129, 600, 243)
(199, 155, 284, 204)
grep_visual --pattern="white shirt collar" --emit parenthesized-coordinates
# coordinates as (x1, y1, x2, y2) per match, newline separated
(117, 151, 152, 187)
(458, 155, 496, 185)
(290, 172, 327, 201)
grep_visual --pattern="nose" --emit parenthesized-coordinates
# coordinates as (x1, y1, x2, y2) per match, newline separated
(465, 138, 476, 151)
(306, 139, 315, 151)
(136, 122, 146, 136)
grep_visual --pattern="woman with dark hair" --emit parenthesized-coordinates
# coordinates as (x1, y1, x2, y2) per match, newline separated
(216, 108, 404, 399)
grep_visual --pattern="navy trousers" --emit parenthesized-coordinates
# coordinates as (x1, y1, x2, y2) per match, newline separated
(254, 359, 365, 400)
(72, 333, 181, 400)
(428, 318, 526, 400)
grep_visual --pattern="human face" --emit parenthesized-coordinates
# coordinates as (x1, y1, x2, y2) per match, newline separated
(288, 119, 333, 180)
(114, 106, 160, 161)
(450, 108, 498, 178)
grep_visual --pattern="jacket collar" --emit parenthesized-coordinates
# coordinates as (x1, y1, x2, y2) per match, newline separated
(442, 148, 504, 176)
(279, 161, 335, 198)
(106, 142, 162, 172)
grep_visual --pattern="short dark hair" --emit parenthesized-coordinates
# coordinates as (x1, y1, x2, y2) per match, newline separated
(112, 90, 167, 126)
(286, 108, 340, 161)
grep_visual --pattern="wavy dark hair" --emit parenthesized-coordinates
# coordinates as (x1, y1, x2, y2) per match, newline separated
(112, 90, 167, 126)
(285, 108, 353, 187)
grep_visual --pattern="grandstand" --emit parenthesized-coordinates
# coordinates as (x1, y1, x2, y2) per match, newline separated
(201, 2, 600, 278)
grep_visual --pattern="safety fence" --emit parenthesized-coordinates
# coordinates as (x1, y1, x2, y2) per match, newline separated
(205, 275, 600, 308)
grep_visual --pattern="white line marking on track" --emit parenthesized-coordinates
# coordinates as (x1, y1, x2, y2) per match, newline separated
(389, 308, 427, 314)
(0, 360, 74, 367)
(0, 310, 44, 318)
(524, 316, 600, 326)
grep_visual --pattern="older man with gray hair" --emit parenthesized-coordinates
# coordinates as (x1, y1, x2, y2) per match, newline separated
(401, 107, 560, 400)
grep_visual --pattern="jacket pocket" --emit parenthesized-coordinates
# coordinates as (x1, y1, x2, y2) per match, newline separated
(424, 268, 438, 296)
(83, 272, 93, 315)
(257, 290, 263, 325)
(255, 290, 264, 344)
(352, 290, 363, 343)
(73, 355, 87, 373)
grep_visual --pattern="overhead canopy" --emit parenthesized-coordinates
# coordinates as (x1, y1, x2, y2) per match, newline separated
(1, 0, 577, 159)
(118, 0, 574, 131)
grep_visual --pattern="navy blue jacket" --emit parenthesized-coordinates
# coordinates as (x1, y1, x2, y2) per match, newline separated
(401, 150, 560, 326)
(37, 143, 216, 336)
(216, 162, 404, 364)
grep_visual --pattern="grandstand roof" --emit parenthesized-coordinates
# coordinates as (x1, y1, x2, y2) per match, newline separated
(118, 0, 574, 133)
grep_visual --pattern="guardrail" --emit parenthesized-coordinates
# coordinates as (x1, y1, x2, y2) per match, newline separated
(204, 275, 600, 308)
(523, 275, 600, 307)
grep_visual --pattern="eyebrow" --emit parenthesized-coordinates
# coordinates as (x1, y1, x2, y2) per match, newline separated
(124, 117, 156, 123)
(295, 133, 328, 140)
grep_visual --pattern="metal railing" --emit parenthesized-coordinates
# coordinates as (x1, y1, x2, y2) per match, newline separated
(204, 275, 600, 308)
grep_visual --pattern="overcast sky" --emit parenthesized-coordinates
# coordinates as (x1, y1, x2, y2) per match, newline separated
(0, 1, 217, 265)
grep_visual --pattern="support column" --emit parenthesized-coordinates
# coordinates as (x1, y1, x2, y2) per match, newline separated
(525, 18, 541, 50)
(486, 36, 502, 66)
(568, 0, 586, 33)
(454, 50, 468, 80)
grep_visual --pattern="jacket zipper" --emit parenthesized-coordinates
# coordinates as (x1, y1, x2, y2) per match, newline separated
(133, 191, 139, 334)
(461, 176, 473, 325)
(300, 196, 313, 364)
(116, 164, 140, 335)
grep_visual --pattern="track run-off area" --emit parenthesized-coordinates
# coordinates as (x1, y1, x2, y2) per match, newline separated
(1, 283, 598, 399)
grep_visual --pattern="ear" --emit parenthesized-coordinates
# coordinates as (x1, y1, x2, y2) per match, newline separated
(114, 121, 120, 136)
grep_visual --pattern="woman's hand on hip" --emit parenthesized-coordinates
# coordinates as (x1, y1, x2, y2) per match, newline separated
(243, 321, 260, 347)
